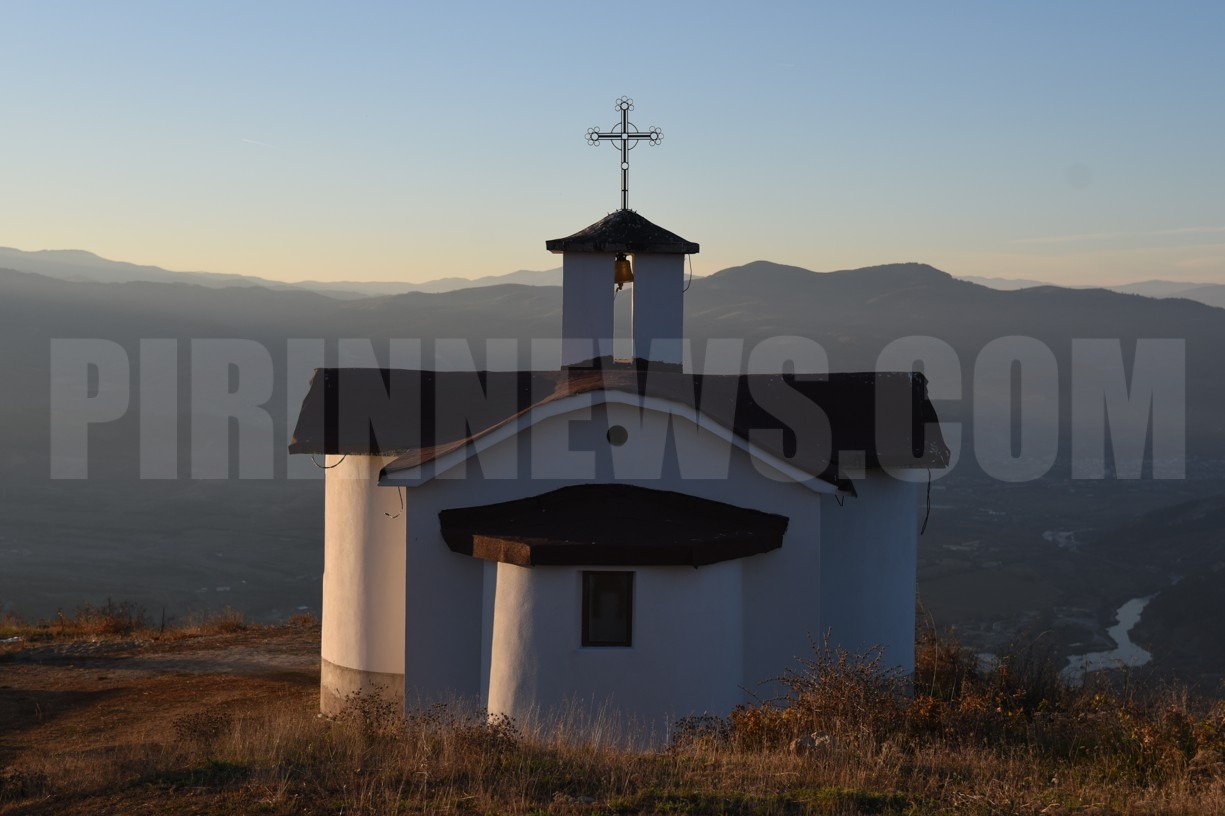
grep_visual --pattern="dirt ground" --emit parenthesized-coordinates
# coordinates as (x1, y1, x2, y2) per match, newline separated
(0, 625, 320, 814)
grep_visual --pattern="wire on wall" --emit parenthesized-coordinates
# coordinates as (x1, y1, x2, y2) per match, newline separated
(385, 486, 405, 519)
(919, 469, 933, 535)
(310, 453, 348, 470)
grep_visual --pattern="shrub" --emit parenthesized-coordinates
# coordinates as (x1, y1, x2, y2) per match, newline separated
(206, 605, 247, 633)
(913, 623, 979, 702)
(671, 713, 732, 750)
(777, 632, 909, 743)
(402, 701, 522, 755)
(65, 598, 149, 636)
(286, 609, 319, 627)
(726, 703, 797, 750)
(337, 689, 405, 739)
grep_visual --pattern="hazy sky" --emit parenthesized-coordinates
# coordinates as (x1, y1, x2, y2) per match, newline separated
(2, 2, 1223, 286)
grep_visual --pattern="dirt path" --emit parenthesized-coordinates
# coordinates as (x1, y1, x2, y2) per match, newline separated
(0, 625, 320, 791)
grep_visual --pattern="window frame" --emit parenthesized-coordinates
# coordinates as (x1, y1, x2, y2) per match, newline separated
(580, 570, 634, 648)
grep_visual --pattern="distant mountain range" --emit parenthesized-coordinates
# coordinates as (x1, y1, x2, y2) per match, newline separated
(4, 257, 1223, 455)
(0, 246, 561, 299)
(4, 245, 1222, 308)
(962, 274, 1225, 308)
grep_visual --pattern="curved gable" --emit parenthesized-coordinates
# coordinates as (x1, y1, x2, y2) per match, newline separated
(378, 389, 842, 494)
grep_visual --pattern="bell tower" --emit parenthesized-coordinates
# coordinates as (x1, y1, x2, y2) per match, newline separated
(545, 97, 699, 369)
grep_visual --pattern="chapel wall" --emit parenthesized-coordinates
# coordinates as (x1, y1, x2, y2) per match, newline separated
(321, 453, 406, 714)
(818, 470, 920, 672)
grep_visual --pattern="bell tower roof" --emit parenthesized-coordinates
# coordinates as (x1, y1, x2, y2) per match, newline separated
(545, 209, 699, 255)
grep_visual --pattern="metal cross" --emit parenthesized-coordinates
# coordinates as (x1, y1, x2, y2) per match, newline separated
(586, 96, 663, 211)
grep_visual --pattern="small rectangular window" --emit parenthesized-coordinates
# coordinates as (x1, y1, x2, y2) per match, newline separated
(582, 571, 633, 647)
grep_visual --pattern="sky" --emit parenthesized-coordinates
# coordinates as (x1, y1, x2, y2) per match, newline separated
(2, 1, 1223, 287)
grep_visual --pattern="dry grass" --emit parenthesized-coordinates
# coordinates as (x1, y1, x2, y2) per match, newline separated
(0, 599, 265, 646)
(5, 688, 1223, 815)
(1, 616, 1223, 814)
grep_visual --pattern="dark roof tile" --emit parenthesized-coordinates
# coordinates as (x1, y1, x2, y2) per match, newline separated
(545, 210, 699, 254)
(289, 366, 950, 487)
(439, 483, 788, 567)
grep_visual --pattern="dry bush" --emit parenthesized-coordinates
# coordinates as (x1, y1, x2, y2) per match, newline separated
(777, 632, 910, 746)
(62, 598, 150, 636)
(403, 701, 522, 757)
(0, 599, 255, 643)
(0, 601, 22, 636)
(287, 609, 319, 627)
(906, 631, 1225, 785)
(679, 628, 1225, 814)
(671, 712, 733, 750)
(200, 605, 247, 633)
(155, 605, 251, 640)
(913, 622, 980, 701)
(336, 689, 405, 739)
(726, 701, 800, 750)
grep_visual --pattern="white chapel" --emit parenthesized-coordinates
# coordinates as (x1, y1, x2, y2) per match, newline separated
(289, 97, 949, 731)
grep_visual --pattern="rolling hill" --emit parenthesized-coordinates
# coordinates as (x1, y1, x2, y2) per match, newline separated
(2, 259, 1224, 685)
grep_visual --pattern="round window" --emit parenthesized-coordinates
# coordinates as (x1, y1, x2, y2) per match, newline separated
(606, 425, 629, 446)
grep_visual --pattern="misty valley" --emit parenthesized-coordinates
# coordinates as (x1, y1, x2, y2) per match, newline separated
(3, 254, 1224, 689)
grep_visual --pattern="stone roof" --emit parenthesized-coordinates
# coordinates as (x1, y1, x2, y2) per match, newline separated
(545, 209, 699, 254)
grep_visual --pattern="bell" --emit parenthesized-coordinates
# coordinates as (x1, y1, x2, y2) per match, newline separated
(613, 253, 634, 290)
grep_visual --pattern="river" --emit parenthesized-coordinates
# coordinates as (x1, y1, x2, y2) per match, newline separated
(1062, 595, 1154, 680)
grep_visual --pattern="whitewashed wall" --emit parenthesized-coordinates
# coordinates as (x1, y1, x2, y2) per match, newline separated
(631, 254, 685, 365)
(320, 453, 406, 713)
(818, 471, 919, 672)
(487, 561, 743, 735)
(561, 253, 615, 366)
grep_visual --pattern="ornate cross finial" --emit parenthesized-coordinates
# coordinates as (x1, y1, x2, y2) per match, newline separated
(585, 96, 663, 211)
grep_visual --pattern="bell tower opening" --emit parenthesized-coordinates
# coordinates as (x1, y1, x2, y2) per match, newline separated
(613, 256, 634, 360)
